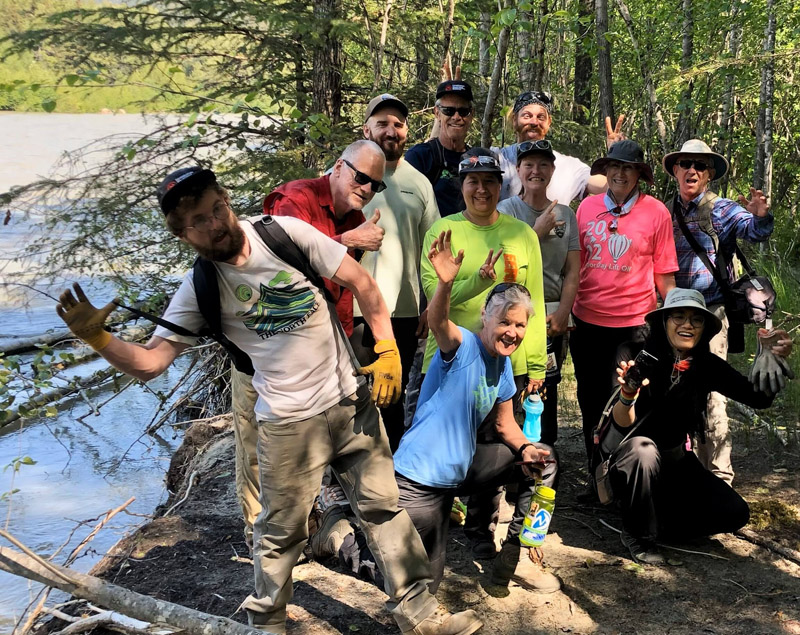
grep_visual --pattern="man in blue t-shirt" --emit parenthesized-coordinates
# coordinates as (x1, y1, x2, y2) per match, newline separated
(312, 230, 560, 594)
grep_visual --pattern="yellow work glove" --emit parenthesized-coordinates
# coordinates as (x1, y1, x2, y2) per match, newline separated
(55, 282, 116, 351)
(357, 339, 402, 408)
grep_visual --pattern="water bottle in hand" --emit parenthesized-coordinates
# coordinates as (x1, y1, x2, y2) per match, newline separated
(522, 392, 544, 442)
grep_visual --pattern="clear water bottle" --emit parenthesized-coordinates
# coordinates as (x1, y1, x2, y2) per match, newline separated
(522, 392, 544, 442)
(519, 485, 556, 547)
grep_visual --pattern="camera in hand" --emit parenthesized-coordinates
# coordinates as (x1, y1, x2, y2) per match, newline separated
(624, 350, 659, 391)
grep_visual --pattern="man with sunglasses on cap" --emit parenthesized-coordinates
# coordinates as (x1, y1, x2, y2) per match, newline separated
(355, 94, 441, 452)
(405, 79, 475, 217)
(496, 91, 625, 203)
(663, 139, 774, 486)
(55, 165, 483, 635)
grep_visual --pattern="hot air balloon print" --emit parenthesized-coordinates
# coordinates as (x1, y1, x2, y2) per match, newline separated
(607, 233, 632, 263)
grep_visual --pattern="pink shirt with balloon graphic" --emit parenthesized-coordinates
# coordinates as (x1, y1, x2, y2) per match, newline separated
(572, 193, 678, 328)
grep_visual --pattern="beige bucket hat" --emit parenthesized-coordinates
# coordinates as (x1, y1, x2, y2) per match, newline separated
(662, 139, 729, 180)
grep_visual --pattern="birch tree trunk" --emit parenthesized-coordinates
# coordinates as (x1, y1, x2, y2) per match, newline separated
(481, 0, 512, 148)
(373, 0, 394, 90)
(312, 0, 343, 124)
(595, 0, 615, 125)
(532, 0, 549, 90)
(442, 0, 457, 69)
(674, 0, 694, 145)
(517, 18, 533, 87)
(754, 0, 776, 197)
(573, 0, 594, 124)
(614, 0, 668, 154)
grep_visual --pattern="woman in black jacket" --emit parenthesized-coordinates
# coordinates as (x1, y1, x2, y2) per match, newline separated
(601, 288, 792, 563)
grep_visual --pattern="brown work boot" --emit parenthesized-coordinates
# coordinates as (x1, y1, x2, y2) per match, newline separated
(403, 605, 483, 635)
(490, 541, 560, 593)
(310, 505, 353, 559)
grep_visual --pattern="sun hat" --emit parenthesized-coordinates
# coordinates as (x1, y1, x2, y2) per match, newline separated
(662, 138, 729, 180)
(156, 166, 217, 215)
(516, 139, 556, 165)
(436, 79, 474, 102)
(590, 140, 654, 186)
(364, 93, 409, 122)
(645, 288, 722, 338)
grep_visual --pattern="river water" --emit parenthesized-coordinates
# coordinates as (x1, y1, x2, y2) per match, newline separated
(0, 113, 193, 632)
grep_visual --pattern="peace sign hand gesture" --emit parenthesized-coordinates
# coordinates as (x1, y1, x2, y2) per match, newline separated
(605, 115, 626, 149)
(738, 187, 770, 217)
(479, 247, 504, 280)
(428, 230, 464, 285)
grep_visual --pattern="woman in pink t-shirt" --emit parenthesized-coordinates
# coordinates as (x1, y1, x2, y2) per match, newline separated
(568, 140, 678, 466)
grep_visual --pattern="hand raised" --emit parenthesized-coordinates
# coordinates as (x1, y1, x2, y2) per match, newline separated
(532, 200, 564, 237)
(56, 282, 116, 351)
(428, 230, 464, 285)
(738, 187, 770, 217)
(479, 247, 504, 280)
(605, 115, 626, 149)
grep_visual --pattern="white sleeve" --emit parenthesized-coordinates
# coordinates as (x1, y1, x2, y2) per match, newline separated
(267, 215, 347, 279)
(153, 271, 205, 345)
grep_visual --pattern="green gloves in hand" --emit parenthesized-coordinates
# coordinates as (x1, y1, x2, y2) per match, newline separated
(56, 283, 116, 351)
(357, 339, 402, 408)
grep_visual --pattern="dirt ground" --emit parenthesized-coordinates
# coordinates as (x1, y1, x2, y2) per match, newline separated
(43, 394, 798, 635)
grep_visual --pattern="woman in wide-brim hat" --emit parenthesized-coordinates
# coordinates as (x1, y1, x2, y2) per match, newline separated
(600, 288, 792, 564)
(569, 140, 679, 465)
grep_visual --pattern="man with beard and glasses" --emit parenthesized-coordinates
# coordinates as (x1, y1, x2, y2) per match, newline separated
(355, 94, 441, 452)
(662, 139, 774, 486)
(54, 166, 483, 635)
(495, 91, 626, 204)
(405, 79, 474, 217)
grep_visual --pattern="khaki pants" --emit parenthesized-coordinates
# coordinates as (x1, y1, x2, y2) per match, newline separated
(230, 366, 262, 545)
(694, 304, 735, 485)
(240, 383, 438, 632)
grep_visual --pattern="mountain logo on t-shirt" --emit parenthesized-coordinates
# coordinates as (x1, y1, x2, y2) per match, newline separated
(240, 272, 319, 338)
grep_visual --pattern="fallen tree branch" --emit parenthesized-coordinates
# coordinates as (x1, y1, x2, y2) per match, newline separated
(163, 472, 198, 517)
(51, 610, 158, 635)
(736, 528, 800, 565)
(0, 543, 270, 635)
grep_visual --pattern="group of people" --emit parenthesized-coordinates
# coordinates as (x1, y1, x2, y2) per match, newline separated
(54, 76, 793, 635)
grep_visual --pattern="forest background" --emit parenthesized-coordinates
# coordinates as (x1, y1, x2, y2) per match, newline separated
(1, 0, 799, 432)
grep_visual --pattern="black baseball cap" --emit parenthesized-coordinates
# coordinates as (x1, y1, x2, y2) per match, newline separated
(458, 148, 503, 177)
(516, 140, 556, 164)
(364, 93, 409, 122)
(156, 166, 217, 215)
(436, 80, 473, 102)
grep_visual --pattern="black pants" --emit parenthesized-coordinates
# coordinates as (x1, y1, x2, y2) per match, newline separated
(569, 316, 648, 462)
(609, 436, 750, 541)
(339, 452, 558, 594)
(541, 334, 567, 446)
(352, 316, 420, 453)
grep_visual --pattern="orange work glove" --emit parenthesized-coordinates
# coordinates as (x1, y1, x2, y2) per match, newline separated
(55, 283, 116, 351)
(357, 339, 402, 408)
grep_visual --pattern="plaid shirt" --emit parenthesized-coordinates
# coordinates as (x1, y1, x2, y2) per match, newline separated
(671, 191, 774, 304)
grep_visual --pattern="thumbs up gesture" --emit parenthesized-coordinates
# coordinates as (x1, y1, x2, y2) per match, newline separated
(532, 200, 564, 239)
(342, 209, 385, 251)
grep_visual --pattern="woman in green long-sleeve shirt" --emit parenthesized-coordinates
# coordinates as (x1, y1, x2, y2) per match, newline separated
(420, 149, 547, 393)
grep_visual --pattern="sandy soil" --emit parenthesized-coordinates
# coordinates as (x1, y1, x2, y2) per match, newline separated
(43, 403, 799, 635)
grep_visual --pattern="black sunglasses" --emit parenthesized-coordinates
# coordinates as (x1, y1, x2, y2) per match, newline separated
(485, 282, 531, 306)
(342, 159, 387, 193)
(518, 140, 553, 153)
(513, 90, 553, 113)
(677, 159, 709, 172)
(437, 105, 473, 117)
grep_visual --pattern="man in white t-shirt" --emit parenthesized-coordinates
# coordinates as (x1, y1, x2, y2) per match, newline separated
(357, 93, 441, 451)
(496, 91, 625, 204)
(54, 166, 482, 635)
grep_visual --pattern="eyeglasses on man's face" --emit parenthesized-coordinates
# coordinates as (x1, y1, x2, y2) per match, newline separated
(437, 105, 473, 118)
(343, 159, 387, 193)
(182, 203, 229, 233)
(677, 159, 709, 172)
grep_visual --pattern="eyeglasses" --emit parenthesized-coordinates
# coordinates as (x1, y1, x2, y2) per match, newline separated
(342, 159, 387, 193)
(437, 105, 473, 117)
(677, 159, 709, 172)
(459, 155, 501, 173)
(513, 90, 553, 113)
(182, 205, 229, 232)
(517, 140, 553, 154)
(668, 312, 705, 328)
(485, 282, 531, 306)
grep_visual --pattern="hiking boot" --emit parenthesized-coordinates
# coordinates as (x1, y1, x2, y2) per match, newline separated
(490, 541, 561, 593)
(620, 529, 665, 565)
(310, 505, 353, 559)
(317, 482, 350, 512)
(470, 539, 497, 559)
(402, 605, 483, 635)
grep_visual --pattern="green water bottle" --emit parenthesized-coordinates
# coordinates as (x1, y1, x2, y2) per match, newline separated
(519, 485, 556, 547)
